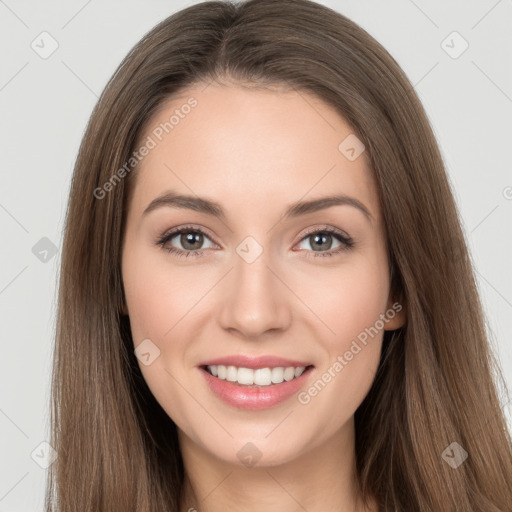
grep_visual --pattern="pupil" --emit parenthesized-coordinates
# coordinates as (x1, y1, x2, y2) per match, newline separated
(312, 233, 331, 251)
(182, 232, 202, 250)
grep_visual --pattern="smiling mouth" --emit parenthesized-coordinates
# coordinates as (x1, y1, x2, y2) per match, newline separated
(202, 364, 315, 387)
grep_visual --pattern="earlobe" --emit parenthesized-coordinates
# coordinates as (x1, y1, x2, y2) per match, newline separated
(384, 298, 407, 331)
(385, 263, 406, 330)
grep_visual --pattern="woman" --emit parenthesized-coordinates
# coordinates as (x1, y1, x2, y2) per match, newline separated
(47, 0, 512, 510)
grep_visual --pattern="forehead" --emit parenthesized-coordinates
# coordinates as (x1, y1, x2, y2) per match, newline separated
(129, 83, 380, 223)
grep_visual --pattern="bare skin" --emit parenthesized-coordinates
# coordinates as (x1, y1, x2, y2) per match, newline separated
(121, 80, 405, 512)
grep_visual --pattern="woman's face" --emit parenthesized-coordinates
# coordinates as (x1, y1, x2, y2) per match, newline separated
(121, 82, 405, 467)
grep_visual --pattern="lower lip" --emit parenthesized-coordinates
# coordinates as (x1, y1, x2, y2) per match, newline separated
(200, 366, 314, 410)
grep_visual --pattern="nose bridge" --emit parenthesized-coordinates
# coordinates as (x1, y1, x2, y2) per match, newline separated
(218, 237, 291, 338)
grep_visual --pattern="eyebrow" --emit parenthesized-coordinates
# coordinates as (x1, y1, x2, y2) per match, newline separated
(142, 190, 373, 223)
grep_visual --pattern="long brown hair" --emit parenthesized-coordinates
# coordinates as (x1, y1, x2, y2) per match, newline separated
(46, 0, 512, 510)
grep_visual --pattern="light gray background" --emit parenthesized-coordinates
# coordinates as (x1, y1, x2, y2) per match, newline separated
(1, 0, 511, 510)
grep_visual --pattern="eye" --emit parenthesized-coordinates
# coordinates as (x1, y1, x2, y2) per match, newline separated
(155, 225, 217, 259)
(155, 225, 354, 259)
(294, 227, 354, 258)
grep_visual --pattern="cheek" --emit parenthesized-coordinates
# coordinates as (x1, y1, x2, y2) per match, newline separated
(122, 245, 215, 409)
(293, 250, 390, 352)
(122, 244, 208, 343)
(122, 247, 203, 427)
(294, 250, 389, 419)
(331, 264, 389, 348)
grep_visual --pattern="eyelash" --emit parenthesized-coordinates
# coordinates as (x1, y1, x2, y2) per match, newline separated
(154, 224, 355, 260)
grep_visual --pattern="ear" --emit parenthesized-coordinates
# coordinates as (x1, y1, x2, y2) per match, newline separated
(384, 295, 406, 330)
(383, 262, 406, 330)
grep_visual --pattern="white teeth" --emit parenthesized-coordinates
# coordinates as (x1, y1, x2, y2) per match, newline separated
(217, 365, 226, 379)
(226, 365, 238, 382)
(254, 368, 272, 386)
(283, 367, 295, 381)
(237, 367, 254, 385)
(271, 367, 284, 383)
(206, 365, 307, 385)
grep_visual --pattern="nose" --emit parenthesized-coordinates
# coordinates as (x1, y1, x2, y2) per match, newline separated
(218, 248, 292, 340)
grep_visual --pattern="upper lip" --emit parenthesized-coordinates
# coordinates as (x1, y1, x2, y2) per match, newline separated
(199, 355, 313, 369)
